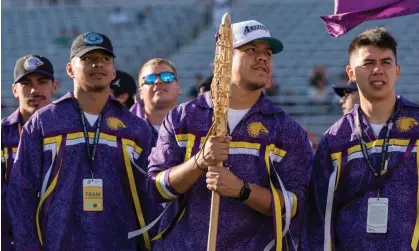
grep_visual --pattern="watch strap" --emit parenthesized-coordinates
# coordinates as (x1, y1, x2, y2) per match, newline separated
(238, 180, 251, 202)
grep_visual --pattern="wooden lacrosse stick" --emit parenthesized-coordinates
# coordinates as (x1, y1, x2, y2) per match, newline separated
(207, 13, 233, 251)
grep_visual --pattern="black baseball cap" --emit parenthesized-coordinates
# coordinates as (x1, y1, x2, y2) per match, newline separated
(333, 81, 358, 97)
(70, 32, 115, 59)
(14, 55, 54, 83)
(110, 70, 137, 97)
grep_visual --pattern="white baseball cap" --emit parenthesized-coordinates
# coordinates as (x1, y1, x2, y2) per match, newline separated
(232, 20, 283, 54)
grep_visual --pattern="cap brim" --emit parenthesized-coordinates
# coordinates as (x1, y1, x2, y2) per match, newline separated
(258, 37, 284, 54)
(73, 46, 116, 58)
(333, 85, 357, 97)
(14, 70, 54, 83)
(235, 37, 284, 54)
(333, 86, 346, 97)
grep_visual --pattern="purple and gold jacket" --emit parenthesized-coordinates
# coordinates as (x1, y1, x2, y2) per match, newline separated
(7, 92, 160, 251)
(147, 92, 313, 251)
(1, 109, 23, 251)
(307, 96, 419, 251)
(130, 102, 158, 148)
(130, 102, 145, 120)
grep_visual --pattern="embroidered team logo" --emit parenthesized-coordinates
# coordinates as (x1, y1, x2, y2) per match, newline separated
(243, 24, 268, 35)
(247, 122, 269, 137)
(84, 32, 104, 45)
(396, 117, 418, 132)
(106, 117, 126, 130)
(112, 79, 120, 87)
(23, 57, 44, 71)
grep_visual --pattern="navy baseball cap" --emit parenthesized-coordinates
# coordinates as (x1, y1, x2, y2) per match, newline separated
(70, 32, 115, 59)
(14, 55, 54, 83)
(333, 81, 358, 97)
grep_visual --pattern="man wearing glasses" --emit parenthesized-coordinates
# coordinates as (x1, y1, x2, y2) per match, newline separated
(333, 80, 360, 114)
(137, 58, 181, 146)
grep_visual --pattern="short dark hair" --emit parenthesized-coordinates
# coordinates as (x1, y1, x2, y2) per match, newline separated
(124, 96, 135, 109)
(348, 27, 398, 61)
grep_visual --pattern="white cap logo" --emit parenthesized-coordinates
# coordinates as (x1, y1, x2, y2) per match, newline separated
(112, 79, 121, 87)
(23, 57, 44, 71)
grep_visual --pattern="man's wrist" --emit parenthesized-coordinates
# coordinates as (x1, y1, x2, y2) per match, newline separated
(193, 155, 207, 171)
(196, 161, 207, 171)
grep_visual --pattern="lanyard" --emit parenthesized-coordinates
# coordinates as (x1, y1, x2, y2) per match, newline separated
(357, 98, 399, 177)
(79, 109, 103, 179)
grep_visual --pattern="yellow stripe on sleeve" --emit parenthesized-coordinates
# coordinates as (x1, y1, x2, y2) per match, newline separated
(331, 153, 342, 190)
(3, 148, 8, 180)
(291, 193, 298, 218)
(155, 172, 172, 200)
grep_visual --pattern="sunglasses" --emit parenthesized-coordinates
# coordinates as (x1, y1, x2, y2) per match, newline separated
(142, 72, 176, 85)
(343, 89, 357, 95)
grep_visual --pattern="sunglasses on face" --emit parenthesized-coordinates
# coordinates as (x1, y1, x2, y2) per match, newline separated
(142, 72, 176, 85)
(342, 89, 357, 98)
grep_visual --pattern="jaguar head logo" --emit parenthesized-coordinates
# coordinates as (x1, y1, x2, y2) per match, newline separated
(247, 122, 269, 137)
(106, 117, 126, 130)
(396, 117, 418, 132)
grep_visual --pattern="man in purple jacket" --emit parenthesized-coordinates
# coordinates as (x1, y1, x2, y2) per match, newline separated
(308, 28, 419, 250)
(1, 55, 57, 251)
(7, 32, 159, 251)
(136, 58, 181, 147)
(146, 20, 313, 251)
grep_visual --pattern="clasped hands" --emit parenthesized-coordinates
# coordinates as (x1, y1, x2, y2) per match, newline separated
(194, 136, 244, 198)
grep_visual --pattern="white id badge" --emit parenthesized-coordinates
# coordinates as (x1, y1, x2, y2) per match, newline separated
(366, 197, 388, 233)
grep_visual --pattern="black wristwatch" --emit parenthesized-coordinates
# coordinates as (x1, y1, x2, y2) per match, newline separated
(238, 180, 251, 202)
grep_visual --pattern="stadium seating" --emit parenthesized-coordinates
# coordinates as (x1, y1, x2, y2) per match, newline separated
(1, 1, 418, 138)
(168, 4, 419, 136)
(2, 4, 207, 116)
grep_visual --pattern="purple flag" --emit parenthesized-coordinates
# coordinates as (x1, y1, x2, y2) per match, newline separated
(321, 0, 419, 37)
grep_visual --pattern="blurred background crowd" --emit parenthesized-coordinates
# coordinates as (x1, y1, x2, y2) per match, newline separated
(2, 0, 419, 149)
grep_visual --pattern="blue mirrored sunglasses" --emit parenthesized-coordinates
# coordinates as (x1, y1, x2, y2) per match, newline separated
(142, 72, 176, 85)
